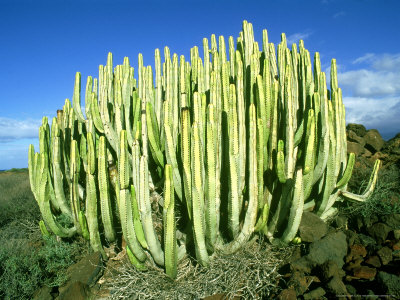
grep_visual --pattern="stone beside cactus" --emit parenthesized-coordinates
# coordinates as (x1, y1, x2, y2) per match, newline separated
(28, 21, 380, 278)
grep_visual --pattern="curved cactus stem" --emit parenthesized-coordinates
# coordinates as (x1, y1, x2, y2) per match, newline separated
(139, 155, 164, 266)
(86, 133, 106, 258)
(205, 104, 219, 250)
(119, 131, 147, 262)
(254, 202, 269, 232)
(163, 165, 177, 279)
(279, 168, 304, 244)
(130, 185, 148, 249)
(146, 102, 164, 169)
(28, 144, 38, 200)
(38, 153, 76, 238)
(52, 123, 73, 217)
(126, 245, 148, 271)
(277, 140, 287, 183)
(69, 140, 82, 234)
(336, 153, 355, 189)
(340, 159, 381, 202)
(39, 220, 51, 238)
(164, 122, 183, 201)
(191, 122, 209, 266)
(78, 210, 90, 241)
(228, 84, 240, 239)
(217, 104, 258, 255)
(320, 207, 338, 222)
(89, 92, 104, 133)
(181, 108, 192, 220)
(98, 136, 116, 242)
(72, 72, 86, 123)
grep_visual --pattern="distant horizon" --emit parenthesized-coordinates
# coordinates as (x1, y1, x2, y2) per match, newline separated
(1, 0, 399, 170)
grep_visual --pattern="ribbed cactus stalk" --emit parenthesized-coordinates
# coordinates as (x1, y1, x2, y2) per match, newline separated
(28, 20, 380, 277)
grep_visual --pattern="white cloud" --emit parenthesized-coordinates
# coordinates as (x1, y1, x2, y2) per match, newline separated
(338, 53, 400, 139)
(0, 117, 42, 143)
(339, 53, 400, 97)
(286, 32, 312, 46)
(339, 69, 400, 97)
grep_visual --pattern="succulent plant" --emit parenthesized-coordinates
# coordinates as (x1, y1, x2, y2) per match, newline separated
(28, 21, 380, 278)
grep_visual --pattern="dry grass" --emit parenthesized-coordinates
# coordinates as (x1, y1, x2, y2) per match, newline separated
(101, 237, 295, 300)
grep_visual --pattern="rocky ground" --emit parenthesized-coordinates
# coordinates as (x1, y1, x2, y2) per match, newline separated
(33, 124, 400, 299)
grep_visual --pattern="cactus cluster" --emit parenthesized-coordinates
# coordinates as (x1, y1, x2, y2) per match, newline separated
(28, 21, 380, 278)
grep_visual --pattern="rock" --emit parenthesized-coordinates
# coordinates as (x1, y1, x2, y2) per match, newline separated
(345, 284, 357, 296)
(320, 260, 345, 280)
(393, 241, 400, 251)
(66, 251, 103, 286)
(326, 276, 348, 297)
(347, 141, 365, 156)
(347, 124, 367, 137)
(381, 214, 400, 229)
(345, 257, 363, 272)
(346, 244, 367, 263)
(383, 133, 400, 155)
(364, 129, 385, 153)
(358, 233, 377, 248)
(334, 215, 348, 229)
(362, 214, 379, 228)
(347, 130, 366, 146)
(343, 230, 361, 246)
(367, 223, 391, 244)
(298, 212, 328, 242)
(394, 229, 400, 240)
(353, 266, 377, 280)
(58, 252, 103, 298)
(303, 287, 326, 300)
(33, 285, 53, 300)
(58, 281, 89, 300)
(365, 255, 381, 268)
(287, 246, 302, 264)
(377, 246, 393, 265)
(290, 256, 312, 274)
(307, 231, 348, 268)
(377, 271, 400, 297)
(277, 288, 297, 300)
(288, 271, 310, 295)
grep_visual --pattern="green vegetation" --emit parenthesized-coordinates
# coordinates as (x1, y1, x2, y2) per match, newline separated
(28, 20, 380, 279)
(0, 170, 87, 300)
(344, 165, 400, 217)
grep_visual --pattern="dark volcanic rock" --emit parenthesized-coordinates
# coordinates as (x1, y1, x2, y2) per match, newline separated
(367, 223, 391, 244)
(347, 124, 367, 137)
(353, 265, 377, 279)
(377, 246, 393, 265)
(377, 271, 400, 297)
(303, 287, 326, 300)
(307, 231, 348, 268)
(364, 129, 385, 153)
(326, 276, 348, 297)
(381, 214, 400, 229)
(58, 281, 89, 300)
(319, 260, 346, 280)
(277, 288, 297, 300)
(298, 212, 328, 242)
(33, 285, 53, 300)
(347, 141, 365, 156)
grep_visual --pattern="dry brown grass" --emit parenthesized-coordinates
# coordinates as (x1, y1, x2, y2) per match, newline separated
(101, 237, 295, 300)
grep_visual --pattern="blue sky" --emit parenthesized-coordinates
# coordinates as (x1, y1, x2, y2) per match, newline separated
(1, 0, 399, 169)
